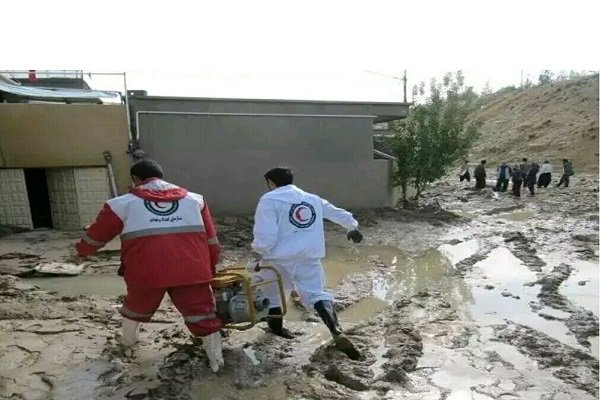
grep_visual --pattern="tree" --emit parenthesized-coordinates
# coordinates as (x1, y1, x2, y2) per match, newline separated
(387, 71, 482, 205)
(538, 70, 554, 85)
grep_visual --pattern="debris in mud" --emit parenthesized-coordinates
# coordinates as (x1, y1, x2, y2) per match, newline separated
(34, 262, 84, 276)
(484, 284, 495, 290)
(493, 322, 599, 397)
(0, 252, 41, 276)
(578, 280, 588, 286)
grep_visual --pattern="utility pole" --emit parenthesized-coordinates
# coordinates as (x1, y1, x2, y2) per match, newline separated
(403, 70, 407, 103)
(364, 70, 407, 102)
(520, 70, 523, 89)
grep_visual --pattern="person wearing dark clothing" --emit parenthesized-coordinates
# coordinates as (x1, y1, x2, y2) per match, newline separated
(518, 158, 529, 189)
(511, 165, 522, 197)
(537, 161, 553, 188)
(495, 163, 512, 192)
(557, 159, 574, 188)
(474, 160, 487, 189)
(526, 162, 540, 196)
(459, 160, 471, 182)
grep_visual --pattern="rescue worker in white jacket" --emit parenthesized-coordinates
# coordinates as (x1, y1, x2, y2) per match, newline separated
(247, 167, 364, 359)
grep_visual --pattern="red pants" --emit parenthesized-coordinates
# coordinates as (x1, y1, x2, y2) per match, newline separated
(120, 282, 222, 337)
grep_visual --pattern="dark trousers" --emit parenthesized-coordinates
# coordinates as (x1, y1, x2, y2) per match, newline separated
(495, 178, 509, 192)
(520, 173, 527, 187)
(538, 173, 551, 188)
(512, 180, 522, 197)
(475, 176, 486, 189)
(527, 179, 535, 195)
(460, 171, 471, 182)
(557, 174, 570, 187)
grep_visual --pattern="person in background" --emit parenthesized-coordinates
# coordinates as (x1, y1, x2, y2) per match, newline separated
(459, 160, 471, 182)
(495, 162, 512, 192)
(511, 164, 523, 197)
(74, 160, 225, 372)
(474, 160, 487, 189)
(526, 161, 540, 196)
(537, 160, 553, 188)
(557, 159, 574, 188)
(519, 158, 529, 189)
(247, 167, 364, 359)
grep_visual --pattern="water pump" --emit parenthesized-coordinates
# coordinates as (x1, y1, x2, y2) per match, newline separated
(211, 267, 286, 330)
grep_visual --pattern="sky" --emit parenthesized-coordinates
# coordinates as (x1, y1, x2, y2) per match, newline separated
(3, 0, 599, 102)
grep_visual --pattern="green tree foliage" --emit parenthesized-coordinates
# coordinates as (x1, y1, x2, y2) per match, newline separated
(386, 71, 482, 205)
(538, 70, 554, 85)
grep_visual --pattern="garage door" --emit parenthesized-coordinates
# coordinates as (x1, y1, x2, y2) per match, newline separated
(74, 167, 110, 226)
(47, 168, 80, 229)
(0, 169, 33, 229)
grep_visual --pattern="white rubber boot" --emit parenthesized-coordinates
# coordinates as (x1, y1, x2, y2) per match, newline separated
(202, 332, 225, 372)
(120, 317, 139, 346)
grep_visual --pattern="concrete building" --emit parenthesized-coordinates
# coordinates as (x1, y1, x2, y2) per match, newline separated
(129, 95, 409, 214)
(0, 82, 131, 230)
(1, 72, 409, 230)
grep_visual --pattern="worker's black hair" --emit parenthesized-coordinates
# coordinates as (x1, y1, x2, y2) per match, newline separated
(481, 160, 487, 164)
(522, 158, 528, 162)
(130, 159, 164, 180)
(562, 158, 568, 163)
(264, 167, 294, 187)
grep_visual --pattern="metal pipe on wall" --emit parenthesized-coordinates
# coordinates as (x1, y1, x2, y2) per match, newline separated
(103, 151, 119, 198)
(134, 110, 378, 141)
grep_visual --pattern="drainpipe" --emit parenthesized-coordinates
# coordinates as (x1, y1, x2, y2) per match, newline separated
(103, 151, 119, 198)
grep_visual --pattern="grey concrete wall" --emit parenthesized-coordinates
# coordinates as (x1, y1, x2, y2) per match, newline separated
(129, 96, 409, 130)
(137, 110, 394, 214)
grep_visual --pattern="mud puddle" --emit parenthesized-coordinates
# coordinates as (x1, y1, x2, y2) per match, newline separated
(559, 259, 599, 316)
(500, 210, 536, 221)
(468, 247, 587, 350)
(26, 275, 126, 297)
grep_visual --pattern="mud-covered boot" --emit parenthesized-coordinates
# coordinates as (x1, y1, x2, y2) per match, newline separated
(266, 307, 295, 339)
(120, 317, 139, 346)
(202, 331, 225, 372)
(314, 300, 361, 360)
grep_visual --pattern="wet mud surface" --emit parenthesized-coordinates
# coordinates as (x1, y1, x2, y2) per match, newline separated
(0, 174, 598, 399)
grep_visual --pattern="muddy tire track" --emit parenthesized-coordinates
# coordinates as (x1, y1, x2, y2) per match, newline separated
(531, 263, 600, 347)
(492, 322, 599, 396)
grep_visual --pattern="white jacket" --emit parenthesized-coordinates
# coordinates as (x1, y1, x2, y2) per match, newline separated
(251, 185, 358, 261)
(539, 163, 553, 174)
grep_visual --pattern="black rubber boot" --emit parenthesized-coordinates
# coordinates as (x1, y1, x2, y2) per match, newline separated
(266, 307, 294, 339)
(314, 300, 361, 360)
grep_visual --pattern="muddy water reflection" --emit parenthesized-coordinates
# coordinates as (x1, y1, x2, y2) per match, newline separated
(468, 247, 587, 350)
(27, 274, 125, 297)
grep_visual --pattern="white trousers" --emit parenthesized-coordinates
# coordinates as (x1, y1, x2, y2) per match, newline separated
(258, 259, 333, 310)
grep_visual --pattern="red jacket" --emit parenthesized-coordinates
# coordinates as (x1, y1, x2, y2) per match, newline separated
(76, 179, 220, 288)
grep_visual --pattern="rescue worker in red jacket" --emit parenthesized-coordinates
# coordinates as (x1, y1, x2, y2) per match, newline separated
(75, 160, 224, 372)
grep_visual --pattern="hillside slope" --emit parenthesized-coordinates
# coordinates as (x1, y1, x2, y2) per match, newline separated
(468, 74, 599, 172)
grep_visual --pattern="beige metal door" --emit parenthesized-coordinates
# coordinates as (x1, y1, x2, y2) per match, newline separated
(47, 168, 80, 229)
(0, 168, 33, 229)
(74, 167, 110, 227)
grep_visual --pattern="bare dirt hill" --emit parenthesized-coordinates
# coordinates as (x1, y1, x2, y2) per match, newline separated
(468, 74, 599, 172)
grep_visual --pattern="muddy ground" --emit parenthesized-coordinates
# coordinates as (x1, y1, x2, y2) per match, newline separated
(0, 175, 598, 400)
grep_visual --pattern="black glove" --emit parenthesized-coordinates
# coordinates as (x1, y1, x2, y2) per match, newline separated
(347, 229, 363, 243)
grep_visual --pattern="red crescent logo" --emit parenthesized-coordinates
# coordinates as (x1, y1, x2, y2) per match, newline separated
(155, 202, 167, 209)
(295, 207, 309, 222)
